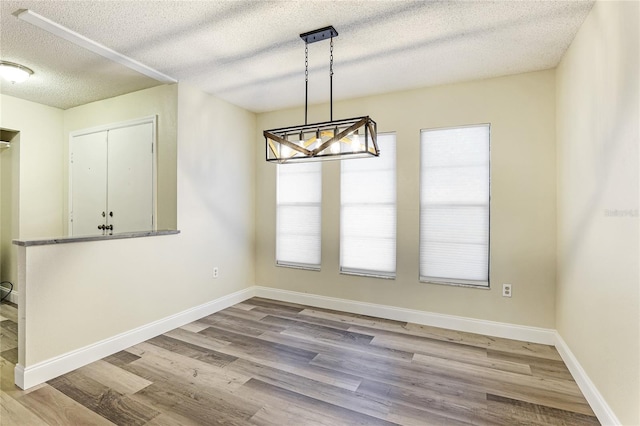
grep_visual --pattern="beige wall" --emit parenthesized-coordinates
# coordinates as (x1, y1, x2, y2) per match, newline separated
(0, 95, 64, 292)
(176, 84, 256, 287)
(255, 70, 557, 328)
(0, 133, 20, 287)
(0, 86, 177, 289)
(20, 83, 256, 366)
(0, 95, 64, 239)
(63, 84, 178, 231)
(556, 1, 639, 424)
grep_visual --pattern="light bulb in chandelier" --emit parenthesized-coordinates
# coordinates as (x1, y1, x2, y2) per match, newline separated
(330, 142, 340, 154)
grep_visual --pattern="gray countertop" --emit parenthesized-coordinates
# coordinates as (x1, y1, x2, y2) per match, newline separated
(13, 230, 180, 247)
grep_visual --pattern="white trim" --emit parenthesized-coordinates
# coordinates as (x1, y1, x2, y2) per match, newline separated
(17, 10, 176, 83)
(12, 285, 619, 426)
(0, 288, 18, 305)
(554, 332, 620, 425)
(253, 286, 555, 345)
(15, 287, 255, 389)
(69, 116, 158, 139)
(14, 364, 26, 389)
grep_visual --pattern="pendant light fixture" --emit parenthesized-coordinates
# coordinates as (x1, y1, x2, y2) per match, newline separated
(264, 26, 379, 163)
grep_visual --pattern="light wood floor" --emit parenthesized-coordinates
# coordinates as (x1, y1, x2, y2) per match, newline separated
(1, 298, 599, 425)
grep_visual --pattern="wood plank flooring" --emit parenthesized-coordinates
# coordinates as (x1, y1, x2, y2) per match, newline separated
(0, 298, 600, 425)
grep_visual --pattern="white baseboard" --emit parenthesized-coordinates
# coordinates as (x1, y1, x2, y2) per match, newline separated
(0, 287, 18, 305)
(15, 286, 255, 390)
(14, 285, 555, 391)
(12, 284, 619, 426)
(554, 333, 620, 425)
(255, 287, 620, 424)
(253, 286, 556, 345)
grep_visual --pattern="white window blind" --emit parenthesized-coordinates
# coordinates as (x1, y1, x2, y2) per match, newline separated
(420, 125, 490, 286)
(340, 133, 396, 277)
(276, 162, 321, 269)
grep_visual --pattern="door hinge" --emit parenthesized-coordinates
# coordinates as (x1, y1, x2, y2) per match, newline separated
(151, 143, 154, 154)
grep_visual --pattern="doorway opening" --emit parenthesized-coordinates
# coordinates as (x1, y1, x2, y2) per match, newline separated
(0, 127, 20, 367)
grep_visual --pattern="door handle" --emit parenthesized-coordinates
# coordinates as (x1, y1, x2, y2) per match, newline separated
(106, 224, 113, 231)
(98, 224, 106, 230)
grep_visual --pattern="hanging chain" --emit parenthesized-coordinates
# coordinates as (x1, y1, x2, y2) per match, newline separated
(330, 37, 334, 121)
(305, 42, 309, 82)
(330, 37, 334, 77)
(304, 42, 309, 125)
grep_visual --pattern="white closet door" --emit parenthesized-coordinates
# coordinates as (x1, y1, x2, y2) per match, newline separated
(106, 122, 154, 233)
(71, 131, 108, 236)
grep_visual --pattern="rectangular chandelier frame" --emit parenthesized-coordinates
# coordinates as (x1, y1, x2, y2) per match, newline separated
(265, 116, 378, 163)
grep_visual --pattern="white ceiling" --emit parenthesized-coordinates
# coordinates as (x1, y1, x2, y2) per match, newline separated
(0, 0, 594, 112)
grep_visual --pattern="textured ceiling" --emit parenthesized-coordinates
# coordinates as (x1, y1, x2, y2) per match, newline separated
(0, 0, 594, 112)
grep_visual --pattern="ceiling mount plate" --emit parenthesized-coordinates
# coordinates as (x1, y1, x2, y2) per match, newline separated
(300, 26, 338, 44)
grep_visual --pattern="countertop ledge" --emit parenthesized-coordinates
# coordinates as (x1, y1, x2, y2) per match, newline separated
(13, 230, 181, 247)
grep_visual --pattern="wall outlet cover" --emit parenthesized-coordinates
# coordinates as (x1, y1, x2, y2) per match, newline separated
(502, 284, 512, 297)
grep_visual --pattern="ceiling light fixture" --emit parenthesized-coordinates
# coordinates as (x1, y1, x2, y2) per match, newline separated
(16, 9, 176, 84)
(0, 61, 34, 84)
(264, 26, 378, 163)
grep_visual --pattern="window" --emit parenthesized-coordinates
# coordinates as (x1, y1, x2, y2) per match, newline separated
(340, 133, 396, 277)
(276, 162, 321, 269)
(420, 124, 490, 286)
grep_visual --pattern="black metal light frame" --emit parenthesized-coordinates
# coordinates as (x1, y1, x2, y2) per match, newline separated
(264, 26, 379, 164)
(265, 116, 378, 163)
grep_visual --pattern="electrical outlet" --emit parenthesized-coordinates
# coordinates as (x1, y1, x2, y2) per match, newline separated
(213, 267, 219, 279)
(502, 284, 512, 298)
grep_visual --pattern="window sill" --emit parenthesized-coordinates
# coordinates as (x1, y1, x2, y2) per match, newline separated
(276, 262, 321, 272)
(420, 278, 490, 289)
(341, 269, 396, 280)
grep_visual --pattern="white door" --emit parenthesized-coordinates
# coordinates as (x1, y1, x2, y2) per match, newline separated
(106, 122, 154, 233)
(71, 131, 108, 236)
